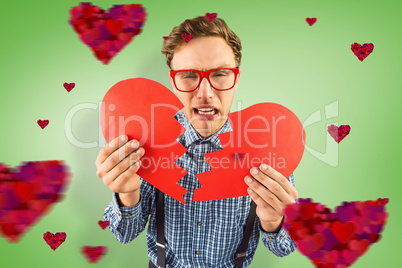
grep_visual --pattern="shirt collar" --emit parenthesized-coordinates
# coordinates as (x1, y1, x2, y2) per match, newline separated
(174, 109, 232, 148)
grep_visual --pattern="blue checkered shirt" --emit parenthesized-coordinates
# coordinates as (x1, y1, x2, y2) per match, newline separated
(104, 109, 296, 267)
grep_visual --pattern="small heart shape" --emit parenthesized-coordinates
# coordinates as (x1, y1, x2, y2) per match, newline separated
(81, 246, 107, 263)
(306, 17, 317, 26)
(205, 13, 217, 22)
(351, 43, 374, 62)
(63, 83, 75, 92)
(37, 120, 49, 129)
(98, 220, 110, 230)
(181, 33, 193, 43)
(162, 36, 169, 40)
(327, 124, 351, 143)
(43, 232, 66, 250)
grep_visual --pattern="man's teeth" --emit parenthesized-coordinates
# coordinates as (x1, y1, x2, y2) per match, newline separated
(196, 108, 216, 114)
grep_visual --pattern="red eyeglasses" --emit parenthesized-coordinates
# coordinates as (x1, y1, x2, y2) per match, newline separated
(170, 67, 240, 92)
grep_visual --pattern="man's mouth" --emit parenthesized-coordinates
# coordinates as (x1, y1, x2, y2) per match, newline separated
(193, 108, 218, 115)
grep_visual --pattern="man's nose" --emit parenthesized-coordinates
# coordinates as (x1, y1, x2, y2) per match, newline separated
(196, 77, 214, 99)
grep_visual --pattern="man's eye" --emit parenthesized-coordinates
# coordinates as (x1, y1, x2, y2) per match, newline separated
(180, 72, 197, 79)
(212, 71, 228, 77)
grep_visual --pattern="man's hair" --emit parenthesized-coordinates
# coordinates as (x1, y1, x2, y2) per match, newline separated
(161, 16, 242, 69)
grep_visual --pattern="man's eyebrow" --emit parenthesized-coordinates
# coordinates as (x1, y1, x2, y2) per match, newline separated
(182, 64, 233, 70)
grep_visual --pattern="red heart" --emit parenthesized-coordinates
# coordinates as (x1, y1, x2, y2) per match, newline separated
(101, 78, 305, 203)
(37, 120, 49, 129)
(306, 17, 317, 26)
(332, 222, 356, 243)
(43, 232, 66, 250)
(350, 43, 374, 62)
(327, 124, 350, 143)
(69, 3, 147, 64)
(162, 36, 169, 40)
(205, 13, 217, 22)
(181, 33, 193, 43)
(284, 198, 389, 267)
(98, 220, 110, 230)
(81, 246, 107, 263)
(63, 82, 75, 92)
(0, 161, 70, 243)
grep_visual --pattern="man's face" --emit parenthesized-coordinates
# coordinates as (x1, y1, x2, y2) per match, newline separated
(170, 36, 241, 138)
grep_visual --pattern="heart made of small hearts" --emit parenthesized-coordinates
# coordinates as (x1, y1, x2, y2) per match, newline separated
(43, 232, 66, 250)
(284, 198, 389, 267)
(37, 120, 49, 129)
(98, 220, 109, 229)
(351, 43, 374, 62)
(63, 83, 75, 92)
(69, 3, 147, 64)
(327, 124, 351, 143)
(101, 78, 305, 203)
(306, 18, 317, 26)
(81, 246, 107, 263)
(0, 161, 70, 242)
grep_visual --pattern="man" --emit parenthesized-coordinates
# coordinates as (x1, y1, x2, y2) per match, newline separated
(96, 15, 298, 267)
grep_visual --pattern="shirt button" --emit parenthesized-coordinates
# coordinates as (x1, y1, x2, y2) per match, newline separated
(117, 228, 121, 232)
(268, 237, 274, 240)
(116, 211, 120, 216)
(202, 158, 206, 163)
(127, 213, 132, 216)
(197, 222, 202, 226)
(195, 250, 200, 255)
(279, 235, 284, 240)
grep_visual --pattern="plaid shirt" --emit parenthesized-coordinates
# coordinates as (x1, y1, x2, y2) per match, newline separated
(104, 109, 296, 267)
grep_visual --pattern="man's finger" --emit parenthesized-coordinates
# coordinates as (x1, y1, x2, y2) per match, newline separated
(257, 164, 296, 198)
(96, 135, 130, 166)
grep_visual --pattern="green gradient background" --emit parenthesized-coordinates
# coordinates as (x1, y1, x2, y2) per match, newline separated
(0, 0, 401, 267)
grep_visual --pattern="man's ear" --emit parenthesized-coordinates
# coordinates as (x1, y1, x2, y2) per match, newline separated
(170, 76, 177, 94)
(234, 68, 241, 91)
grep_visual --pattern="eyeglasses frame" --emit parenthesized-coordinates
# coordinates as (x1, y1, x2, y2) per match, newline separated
(169, 67, 240, 92)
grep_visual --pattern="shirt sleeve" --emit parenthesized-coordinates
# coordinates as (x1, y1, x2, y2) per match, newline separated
(258, 173, 297, 257)
(103, 177, 155, 244)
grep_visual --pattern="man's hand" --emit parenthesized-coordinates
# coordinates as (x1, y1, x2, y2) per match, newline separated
(95, 135, 145, 194)
(244, 164, 297, 233)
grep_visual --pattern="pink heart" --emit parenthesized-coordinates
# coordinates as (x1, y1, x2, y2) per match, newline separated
(0, 161, 70, 242)
(327, 124, 351, 143)
(284, 198, 389, 267)
(81, 246, 107, 263)
(98, 220, 110, 230)
(37, 120, 49, 129)
(205, 13, 217, 22)
(351, 43, 374, 62)
(69, 3, 147, 64)
(306, 17, 317, 26)
(181, 33, 193, 43)
(43, 232, 66, 250)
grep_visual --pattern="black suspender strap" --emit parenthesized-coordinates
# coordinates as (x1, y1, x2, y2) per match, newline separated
(156, 189, 166, 268)
(234, 200, 257, 268)
(155, 189, 257, 268)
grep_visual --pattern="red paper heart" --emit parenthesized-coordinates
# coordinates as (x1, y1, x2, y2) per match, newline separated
(63, 82, 75, 92)
(98, 220, 110, 230)
(69, 3, 147, 64)
(43, 232, 66, 250)
(205, 13, 217, 22)
(162, 36, 169, 40)
(284, 198, 389, 267)
(37, 120, 49, 129)
(327, 124, 350, 143)
(81, 246, 107, 263)
(306, 17, 317, 26)
(101, 78, 305, 203)
(350, 43, 374, 62)
(0, 161, 70, 242)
